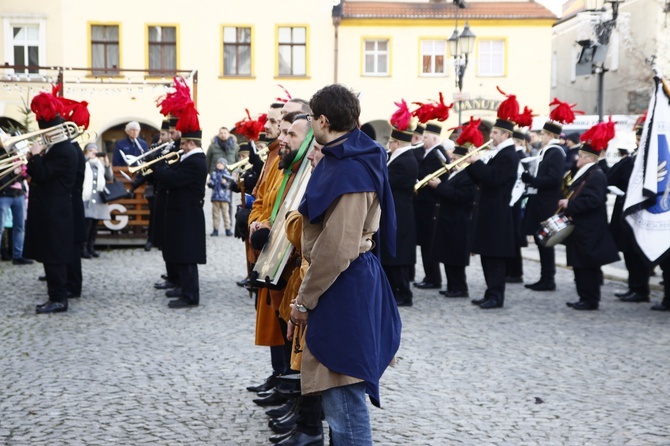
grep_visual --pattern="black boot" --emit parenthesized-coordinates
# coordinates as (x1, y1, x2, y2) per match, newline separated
(81, 245, 92, 259)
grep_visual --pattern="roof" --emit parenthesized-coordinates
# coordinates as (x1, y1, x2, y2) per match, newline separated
(340, 1, 557, 20)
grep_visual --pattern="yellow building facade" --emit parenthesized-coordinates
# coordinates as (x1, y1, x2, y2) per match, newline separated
(0, 0, 555, 149)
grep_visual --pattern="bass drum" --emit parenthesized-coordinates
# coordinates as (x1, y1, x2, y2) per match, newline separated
(536, 213, 574, 248)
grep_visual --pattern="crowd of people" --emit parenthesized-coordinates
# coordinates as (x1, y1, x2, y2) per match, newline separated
(2, 79, 669, 446)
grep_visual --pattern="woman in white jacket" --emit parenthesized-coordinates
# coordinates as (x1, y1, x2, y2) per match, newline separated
(82, 143, 113, 258)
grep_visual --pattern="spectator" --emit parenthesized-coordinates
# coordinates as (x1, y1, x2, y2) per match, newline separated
(0, 149, 31, 265)
(82, 143, 113, 258)
(206, 127, 239, 172)
(112, 121, 149, 166)
(529, 130, 542, 156)
(565, 132, 582, 173)
(208, 158, 234, 236)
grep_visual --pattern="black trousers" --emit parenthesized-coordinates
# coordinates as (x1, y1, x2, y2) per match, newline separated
(84, 218, 99, 250)
(166, 262, 180, 286)
(295, 395, 324, 436)
(383, 265, 412, 302)
(419, 243, 441, 285)
(146, 196, 155, 244)
(533, 234, 556, 283)
(480, 256, 507, 305)
(176, 263, 199, 303)
(44, 263, 68, 303)
(574, 267, 601, 306)
(505, 247, 523, 278)
(660, 256, 670, 306)
(623, 250, 650, 296)
(66, 242, 82, 296)
(444, 265, 468, 293)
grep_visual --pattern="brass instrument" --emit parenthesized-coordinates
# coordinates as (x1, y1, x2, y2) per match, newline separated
(120, 141, 174, 166)
(414, 139, 493, 192)
(128, 149, 182, 175)
(562, 171, 573, 197)
(226, 147, 269, 172)
(0, 122, 80, 153)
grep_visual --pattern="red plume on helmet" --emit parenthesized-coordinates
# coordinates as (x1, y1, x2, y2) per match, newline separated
(634, 112, 647, 130)
(390, 99, 411, 131)
(516, 106, 534, 128)
(175, 101, 200, 135)
(157, 77, 192, 118)
(456, 117, 484, 148)
(30, 91, 63, 123)
(548, 98, 584, 124)
(496, 86, 519, 122)
(235, 109, 265, 141)
(580, 116, 616, 153)
(275, 84, 293, 103)
(51, 85, 91, 130)
(432, 92, 452, 122)
(411, 100, 435, 124)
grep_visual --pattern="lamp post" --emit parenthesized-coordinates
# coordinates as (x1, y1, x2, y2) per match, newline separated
(583, 0, 624, 122)
(448, 21, 476, 126)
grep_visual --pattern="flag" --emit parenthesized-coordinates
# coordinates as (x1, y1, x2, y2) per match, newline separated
(623, 75, 670, 265)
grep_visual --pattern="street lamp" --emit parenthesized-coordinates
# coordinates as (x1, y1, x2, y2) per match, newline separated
(580, 0, 625, 122)
(448, 22, 476, 125)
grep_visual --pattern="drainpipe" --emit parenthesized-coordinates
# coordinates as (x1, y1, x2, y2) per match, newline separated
(332, 3, 343, 83)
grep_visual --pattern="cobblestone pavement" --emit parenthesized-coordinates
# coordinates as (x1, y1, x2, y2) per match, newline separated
(1, 201, 669, 445)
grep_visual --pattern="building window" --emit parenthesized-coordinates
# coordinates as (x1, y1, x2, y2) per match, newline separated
(148, 25, 177, 76)
(223, 26, 251, 76)
(91, 25, 120, 75)
(278, 26, 306, 76)
(11, 25, 40, 73)
(477, 39, 505, 77)
(421, 39, 447, 76)
(364, 39, 389, 76)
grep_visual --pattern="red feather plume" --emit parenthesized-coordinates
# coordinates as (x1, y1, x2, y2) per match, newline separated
(157, 77, 192, 118)
(580, 116, 616, 152)
(176, 102, 200, 134)
(432, 92, 453, 122)
(235, 109, 265, 141)
(275, 84, 292, 103)
(390, 99, 411, 131)
(496, 86, 519, 122)
(516, 106, 534, 128)
(30, 91, 62, 122)
(411, 100, 435, 124)
(548, 98, 584, 124)
(67, 100, 90, 130)
(634, 112, 647, 129)
(456, 117, 484, 148)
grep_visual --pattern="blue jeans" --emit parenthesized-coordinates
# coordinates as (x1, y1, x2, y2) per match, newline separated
(0, 195, 26, 258)
(321, 382, 372, 446)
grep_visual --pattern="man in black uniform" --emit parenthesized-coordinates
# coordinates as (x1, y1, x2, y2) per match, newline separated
(467, 94, 520, 309)
(413, 122, 448, 290)
(24, 92, 78, 314)
(521, 117, 566, 291)
(560, 123, 620, 310)
(152, 103, 207, 309)
(382, 126, 418, 306)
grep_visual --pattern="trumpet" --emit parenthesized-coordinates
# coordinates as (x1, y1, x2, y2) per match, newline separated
(0, 122, 80, 153)
(120, 141, 174, 166)
(226, 147, 269, 172)
(415, 139, 493, 192)
(128, 149, 182, 175)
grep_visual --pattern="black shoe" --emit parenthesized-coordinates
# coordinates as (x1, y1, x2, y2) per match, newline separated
(526, 281, 556, 291)
(253, 390, 289, 407)
(651, 303, 670, 311)
(247, 374, 278, 393)
(396, 298, 413, 307)
(88, 249, 100, 258)
(413, 281, 440, 289)
(266, 398, 296, 418)
(270, 428, 295, 444)
(161, 274, 169, 280)
(38, 275, 47, 281)
(144, 242, 152, 252)
(226, 229, 233, 236)
(165, 288, 183, 298)
(168, 298, 198, 309)
(478, 299, 503, 309)
(471, 297, 487, 305)
(65, 291, 80, 299)
(81, 248, 92, 259)
(12, 257, 34, 265)
(211, 230, 219, 236)
(506, 276, 523, 284)
(444, 290, 469, 298)
(270, 410, 299, 434)
(36, 301, 68, 314)
(275, 430, 324, 446)
(615, 289, 634, 298)
(619, 292, 650, 303)
(236, 277, 250, 288)
(572, 301, 598, 310)
(566, 301, 579, 308)
(154, 281, 177, 290)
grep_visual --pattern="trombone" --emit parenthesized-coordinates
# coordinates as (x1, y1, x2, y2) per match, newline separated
(120, 141, 174, 166)
(226, 147, 269, 172)
(415, 139, 493, 192)
(0, 122, 80, 154)
(128, 150, 182, 175)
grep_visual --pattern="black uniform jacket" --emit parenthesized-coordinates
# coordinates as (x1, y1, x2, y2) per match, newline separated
(71, 141, 87, 243)
(381, 149, 418, 266)
(523, 145, 565, 235)
(153, 151, 207, 265)
(466, 141, 519, 257)
(432, 169, 476, 266)
(24, 140, 78, 263)
(606, 156, 635, 252)
(413, 144, 448, 245)
(152, 140, 180, 249)
(564, 164, 620, 268)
